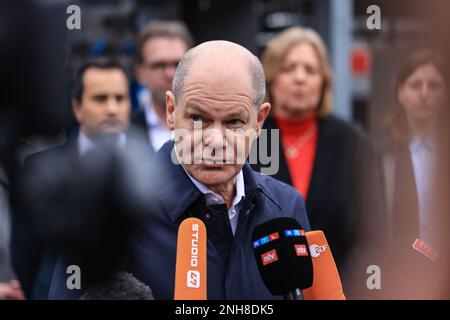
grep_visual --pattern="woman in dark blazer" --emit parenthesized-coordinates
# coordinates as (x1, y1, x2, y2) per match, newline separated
(381, 48, 449, 298)
(252, 27, 385, 297)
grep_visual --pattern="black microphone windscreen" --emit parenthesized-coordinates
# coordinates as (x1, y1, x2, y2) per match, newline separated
(80, 272, 154, 300)
(251, 217, 313, 295)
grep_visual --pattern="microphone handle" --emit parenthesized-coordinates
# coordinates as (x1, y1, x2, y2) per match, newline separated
(283, 289, 303, 300)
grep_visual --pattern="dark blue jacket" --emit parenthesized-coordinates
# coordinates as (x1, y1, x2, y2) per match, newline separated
(49, 141, 310, 299)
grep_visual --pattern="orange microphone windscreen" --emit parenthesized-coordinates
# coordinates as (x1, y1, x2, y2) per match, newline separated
(174, 217, 207, 300)
(302, 230, 346, 300)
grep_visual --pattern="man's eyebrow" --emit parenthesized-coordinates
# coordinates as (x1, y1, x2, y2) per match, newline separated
(186, 103, 249, 118)
(90, 90, 128, 96)
(91, 93, 107, 98)
(185, 104, 209, 114)
(226, 109, 247, 118)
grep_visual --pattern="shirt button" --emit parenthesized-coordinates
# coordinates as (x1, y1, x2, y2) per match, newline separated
(205, 213, 211, 219)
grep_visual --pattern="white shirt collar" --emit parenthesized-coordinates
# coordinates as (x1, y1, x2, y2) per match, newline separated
(408, 133, 441, 248)
(144, 99, 164, 128)
(77, 131, 126, 156)
(143, 99, 173, 151)
(409, 135, 437, 154)
(185, 168, 245, 236)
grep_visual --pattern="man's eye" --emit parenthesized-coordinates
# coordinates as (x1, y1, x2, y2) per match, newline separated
(227, 119, 244, 126)
(190, 115, 203, 122)
(116, 95, 126, 102)
(93, 95, 107, 102)
(148, 62, 165, 70)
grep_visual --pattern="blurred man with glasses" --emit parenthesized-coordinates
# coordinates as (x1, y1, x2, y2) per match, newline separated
(134, 20, 194, 154)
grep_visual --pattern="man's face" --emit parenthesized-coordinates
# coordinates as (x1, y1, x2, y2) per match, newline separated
(137, 37, 188, 107)
(73, 67, 130, 139)
(166, 65, 270, 188)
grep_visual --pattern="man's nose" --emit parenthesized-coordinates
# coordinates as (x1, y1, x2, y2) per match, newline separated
(203, 128, 225, 149)
(106, 98, 119, 115)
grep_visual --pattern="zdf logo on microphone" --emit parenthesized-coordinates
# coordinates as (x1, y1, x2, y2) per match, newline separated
(310, 244, 327, 258)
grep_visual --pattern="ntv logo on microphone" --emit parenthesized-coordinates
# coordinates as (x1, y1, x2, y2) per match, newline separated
(187, 223, 201, 288)
(261, 249, 279, 266)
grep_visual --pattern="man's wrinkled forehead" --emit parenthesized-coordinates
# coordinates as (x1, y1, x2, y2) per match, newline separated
(184, 58, 253, 92)
(172, 40, 263, 107)
(179, 77, 254, 114)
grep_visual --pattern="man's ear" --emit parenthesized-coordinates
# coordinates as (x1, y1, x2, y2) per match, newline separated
(71, 98, 82, 123)
(256, 102, 271, 137)
(166, 91, 176, 130)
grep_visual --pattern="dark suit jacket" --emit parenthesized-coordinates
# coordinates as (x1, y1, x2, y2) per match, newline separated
(11, 139, 78, 299)
(48, 141, 311, 299)
(252, 116, 386, 297)
(11, 132, 153, 299)
(130, 110, 155, 156)
(382, 140, 450, 298)
(390, 144, 420, 240)
(388, 142, 449, 244)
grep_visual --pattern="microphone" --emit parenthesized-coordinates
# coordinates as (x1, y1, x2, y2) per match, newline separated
(251, 217, 313, 300)
(302, 231, 346, 300)
(174, 217, 207, 300)
(80, 271, 154, 300)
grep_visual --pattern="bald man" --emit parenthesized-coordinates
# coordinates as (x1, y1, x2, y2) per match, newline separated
(49, 41, 311, 300)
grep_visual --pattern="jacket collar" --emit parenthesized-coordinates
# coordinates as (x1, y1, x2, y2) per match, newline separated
(150, 141, 282, 222)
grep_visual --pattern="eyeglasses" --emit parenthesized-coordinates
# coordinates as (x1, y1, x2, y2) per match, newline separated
(143, 60, 180, 72)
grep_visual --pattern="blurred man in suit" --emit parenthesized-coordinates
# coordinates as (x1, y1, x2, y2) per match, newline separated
(11, 59, 131, 299)
(133, 20, 194, 154)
